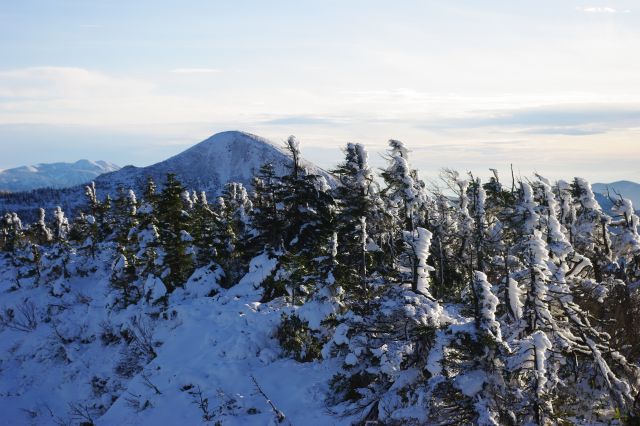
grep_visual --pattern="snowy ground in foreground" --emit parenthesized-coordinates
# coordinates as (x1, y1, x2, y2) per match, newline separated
(0, 251, 350, 425)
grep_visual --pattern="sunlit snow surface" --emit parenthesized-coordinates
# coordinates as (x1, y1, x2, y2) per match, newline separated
(0, 249, 346, 425)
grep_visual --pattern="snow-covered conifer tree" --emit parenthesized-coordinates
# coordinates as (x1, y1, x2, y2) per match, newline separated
(248, 162, 286, 256)
(30, 208, 53, 245)
(381, 139, 431, 275)
(571, 178, 613, 281)
(215, 182, 253, 287)
(267, 137, 337, 302)
(155, 173, 195, 292)
(332, 143, 384, 296)
(190, 190, 221, 267)
(403, 227, 435, 294)
(611, 196, 640, 281)
(0, 212, 24, 253)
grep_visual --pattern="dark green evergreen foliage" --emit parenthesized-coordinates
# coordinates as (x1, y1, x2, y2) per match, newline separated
(158, 174, 186, 234)
(285, 169, 335, 255)
(248, 162, 286, 256)
(332, 143, 378, 223)
(0, 212, 25, 253)
(427, 381, 478, 425)
(6, 240, 43, 283)
(331, 143, 382, 296)
(381, 140, 438, 292)
(190, 191, 221, 267)
(418, 171, 474, 301)
(380, 140, 430, 240)
(110, 245, 142, 306)
(0, 213, 44, 285)
(276, 313, 323, 362)
(45, 206, 73, 281)
(428, 194, 464, 299)
(215, 182, 253, 288)
(263, 253, 301, 303)
(219, 182, 253, 253)
(68, 212, 94, 256)
(280, 136, 335, 254)
(263, 137, 337, 302)
(427, 328, 504, 426)
(483, 169, 517, 213)
(98, 188, 146, 302)
(131, 186, 162, 283)
(156, 173, 195, 292)
(468, 177, 488, 271)
(72, 190, 112, 263)
(82, 181, 112, 242)
(143, 176, 159, 208)
(110, 186, 138, 246)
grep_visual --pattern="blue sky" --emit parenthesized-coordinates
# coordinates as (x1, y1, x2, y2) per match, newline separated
(1, 0, 639, 182)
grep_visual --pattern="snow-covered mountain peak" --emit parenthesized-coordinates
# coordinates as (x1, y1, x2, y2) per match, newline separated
(72, 159, 119, 171)
(93, 130, 333, 196)
(185, 130, 286, 156)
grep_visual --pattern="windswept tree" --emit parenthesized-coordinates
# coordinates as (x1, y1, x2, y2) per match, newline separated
(381, 139, 432, 278)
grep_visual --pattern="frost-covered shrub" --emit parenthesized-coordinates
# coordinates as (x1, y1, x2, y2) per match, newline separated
(115, 317, 158, 378)
(0, 299, 38, 332)
(325, 285, 447, 423)
(99, 321, 122, 346)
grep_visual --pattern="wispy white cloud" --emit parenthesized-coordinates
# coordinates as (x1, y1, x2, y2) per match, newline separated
(419, 103, 640, 133)
(169, 68, 221, 74)
(0, 67, 244, 126)
(578, 6, 625, 14)
(0, 67, 152, 99)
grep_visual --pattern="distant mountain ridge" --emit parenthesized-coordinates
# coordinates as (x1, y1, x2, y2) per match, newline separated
(0, 131, 333, 221)
(592, 181, 640, 210)
(0, 159, 120, 193)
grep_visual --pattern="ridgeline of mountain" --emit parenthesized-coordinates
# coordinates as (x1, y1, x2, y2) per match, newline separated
(0, 160, 120, 193)
(0, 131, 333, 221)
(593, 180, 640, 210)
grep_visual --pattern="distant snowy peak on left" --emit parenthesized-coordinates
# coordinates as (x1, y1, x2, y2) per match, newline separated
(0, 160, 120, 192)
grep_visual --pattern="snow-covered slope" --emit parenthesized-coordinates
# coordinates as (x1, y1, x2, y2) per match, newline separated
(0, 160, 120, 193)
(0, 249, 344, 425)
(0, 131, 333, 221)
